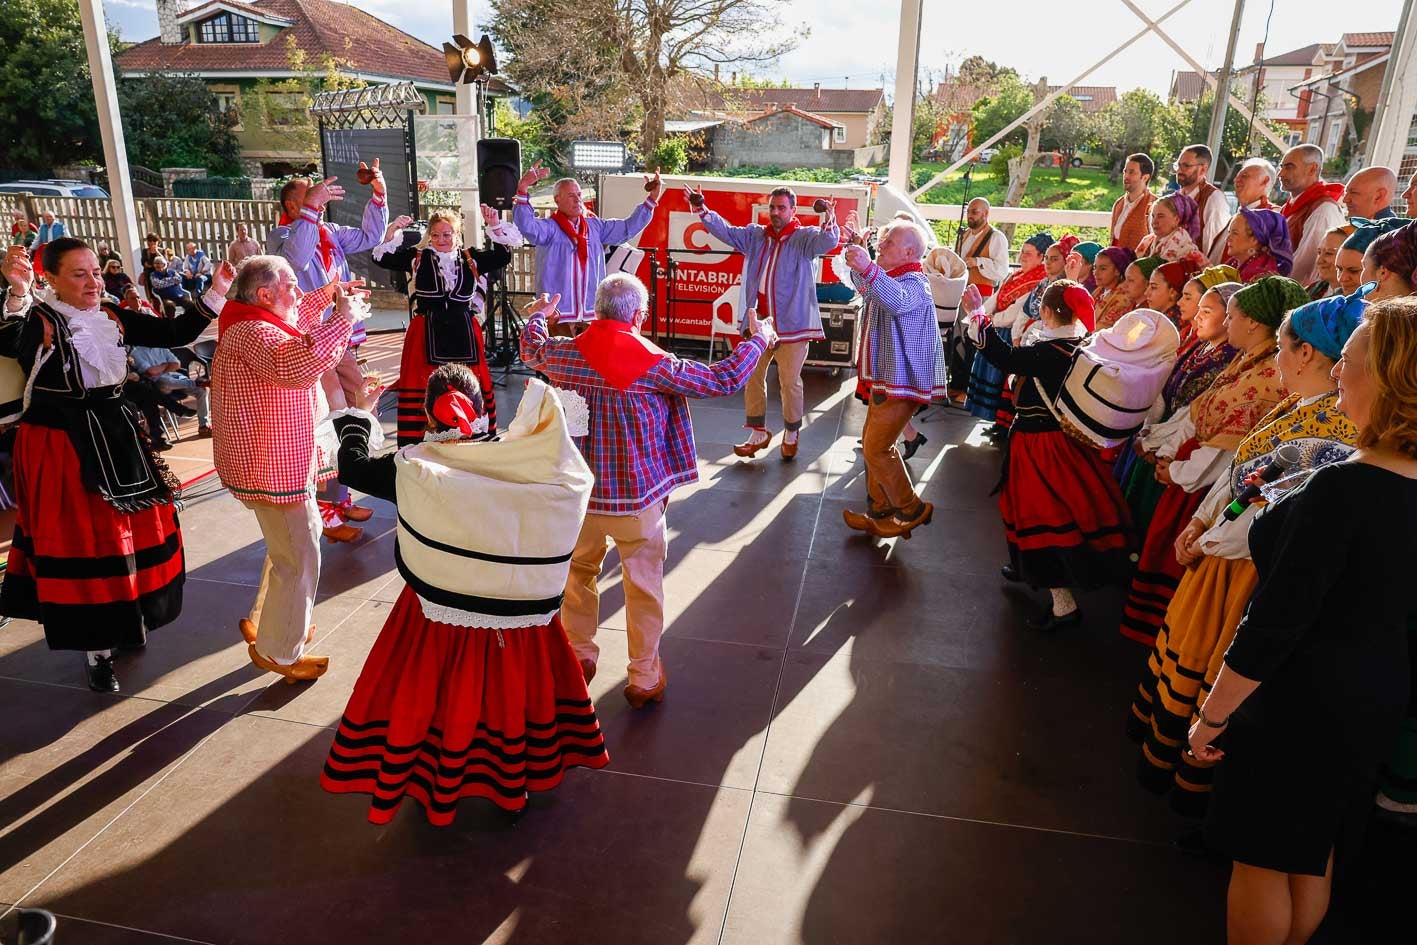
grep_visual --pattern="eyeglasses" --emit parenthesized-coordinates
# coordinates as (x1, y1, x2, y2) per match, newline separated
(1173, 161, 1200, 171)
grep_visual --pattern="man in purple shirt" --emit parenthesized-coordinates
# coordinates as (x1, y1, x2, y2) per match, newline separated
(520, 274, 775, 708)
(268, 163, 388, 539)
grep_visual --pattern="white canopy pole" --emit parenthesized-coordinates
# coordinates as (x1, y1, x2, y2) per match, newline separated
(886, 0, 924, 193)
(1364, 1, 1415, 171)
(77, 0, 142, 276)
(452, 0, 483, 246)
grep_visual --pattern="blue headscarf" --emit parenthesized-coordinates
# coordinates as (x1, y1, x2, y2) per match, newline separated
(1288, 282, 1371, 360)
(1024, 232, 1055, 253)
(1341, 217, 1411, 254)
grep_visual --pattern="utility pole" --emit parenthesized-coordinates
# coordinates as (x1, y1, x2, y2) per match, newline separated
(1206, 0, 1246, 161)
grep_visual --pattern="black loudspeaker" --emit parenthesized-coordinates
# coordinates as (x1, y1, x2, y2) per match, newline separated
(478, 138, 521, 211)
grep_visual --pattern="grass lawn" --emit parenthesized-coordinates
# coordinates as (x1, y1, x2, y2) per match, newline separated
(899, 163, 1123, 212)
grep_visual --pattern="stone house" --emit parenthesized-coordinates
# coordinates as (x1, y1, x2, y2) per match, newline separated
(707, 105, 886, 171)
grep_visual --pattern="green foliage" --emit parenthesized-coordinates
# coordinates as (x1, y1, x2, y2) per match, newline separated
(989, 145, 1021, 186)
(956, 56, 1017, 87)
(909, 163, 1121, 213)
(1039, 95, 1095, 179)
(647, 136, 689, 173)
(970, 73, 1033, 149)
(118, 74, 242, 175)
(1095, 88, 1169, 175)
(0, 0, 116, 169)
(493, 100, 554, 173)
(241, 35, 365, 169)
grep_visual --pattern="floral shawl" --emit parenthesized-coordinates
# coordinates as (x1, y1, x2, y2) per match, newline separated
(1160, 339, 1238, 421)
(1227, 391, 1358, 499)
(1138, 228, 1201, 263)
(1092, 286, 1136, 331)
(1189, 346, 1287, 450)
(995, 264, 1046, 310)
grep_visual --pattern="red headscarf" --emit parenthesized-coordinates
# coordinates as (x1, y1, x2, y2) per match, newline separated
(432, 389, 482, 435)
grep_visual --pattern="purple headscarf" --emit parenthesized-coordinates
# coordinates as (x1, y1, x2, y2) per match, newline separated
(1162, 193, 1202, 244)
(1238, 207, 1294, 276)
(1096, 246, 1136, 284)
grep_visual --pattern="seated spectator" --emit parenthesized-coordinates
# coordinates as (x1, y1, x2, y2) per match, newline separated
(148, 255, 188, 312)
(1136, 193, 1202, 262)
(130, 344, 211, 439)
(9, 209, 36, 249)
(1092, 246, 1137, 330)
(181, 242, 212, 297)
(1337, 218, 1411, 301)
(1307, 224, 1355, 299)
(1223, 208, 1293, 282)
(35, 210, 65, 246)
(102, 259, 134, 300)
(119, 285, 160, 317)
(96, 241, 121, 267)
(1361, 219, 1417, 302)
(226, 224, 261, 267)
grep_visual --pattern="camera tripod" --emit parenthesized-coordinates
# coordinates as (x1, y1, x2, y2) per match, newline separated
(482, 266, 537, 388)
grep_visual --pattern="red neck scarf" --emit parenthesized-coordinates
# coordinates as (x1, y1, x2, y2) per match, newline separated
(573, 318, 670, 391)
(885, 261, 923, 277)
(754, 218, 803, 316)
(279, 209, 336, 275)
(996, 264, 1045, 310)
(217, 297, 301, 339)
(552, 209, 598, 314)
(1281, 181, 1345, 219)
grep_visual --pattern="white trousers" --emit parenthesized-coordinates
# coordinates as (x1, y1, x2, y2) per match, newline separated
(243, 496, 322, 664)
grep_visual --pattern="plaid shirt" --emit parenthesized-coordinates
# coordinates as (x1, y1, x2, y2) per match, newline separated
(202, 291, 352, 504)
(851, 263, 948, 403)
(520, 314, 767, 514)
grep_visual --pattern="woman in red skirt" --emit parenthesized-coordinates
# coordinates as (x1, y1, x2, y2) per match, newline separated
(1118, 275, 1306, 647)
(973, 279, 1134, 630)
(0, 239, 220, 691)
(371, 206, 517, 446)
(321, 367, 607, 824)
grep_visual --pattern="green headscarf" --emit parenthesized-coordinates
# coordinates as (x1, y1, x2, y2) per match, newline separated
(1130, 256, 1164, 280)
(1233, 274, 1310, 329)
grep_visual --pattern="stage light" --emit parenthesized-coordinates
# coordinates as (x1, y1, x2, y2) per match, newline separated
(443, 34, 498, 85)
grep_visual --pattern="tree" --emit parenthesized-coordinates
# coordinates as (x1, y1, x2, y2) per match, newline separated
(240, 35, 365, 171)
(970, 72, 1033, 150)
(956, 55, 1017, 88)
(1039, 95, 1094, 181)
(1001, 77, 1049, 223)
(118, 74, 242, 174)
(486, 0, 797, 158)
(1095, 88, 1168, 180)
(0, 0, 117, 169)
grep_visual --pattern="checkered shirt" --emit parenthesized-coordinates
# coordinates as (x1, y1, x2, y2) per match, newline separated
(851, 264, 948, 403)
(520, 314, 767, 514)
(203, 291, 353, 504)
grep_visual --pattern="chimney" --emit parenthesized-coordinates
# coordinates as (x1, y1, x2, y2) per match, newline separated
(814, 82, 821, 100)
(1253, 42, 1264, 64)
(156, 0, 190, 45)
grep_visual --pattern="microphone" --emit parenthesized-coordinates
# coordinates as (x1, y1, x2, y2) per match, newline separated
(1222, 444, 1301, 521)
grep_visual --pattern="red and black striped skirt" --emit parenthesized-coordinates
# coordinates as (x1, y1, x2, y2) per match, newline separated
(0, 423, 184, 651)
(321, 584, 609, 825)
(395, 315, 496, 447)
(1000, 429, 1135, 590)
(1119, 441, 1210, 646)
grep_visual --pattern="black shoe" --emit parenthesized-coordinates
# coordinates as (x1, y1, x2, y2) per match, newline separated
(1000, 565, 1022, 583)
(900, 433, 928, 460)
(1027, 608, 1083, 632)
(85, 654, 120, 692)
(151, 438, 174, 452)
(165, 400, 197, 417)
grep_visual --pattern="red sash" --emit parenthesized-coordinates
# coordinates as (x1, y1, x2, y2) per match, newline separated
(218, 297, 301, 339)
(754, 218, 803, 315)
(279, 209, 336, 275)
(573, 318, 670, 390)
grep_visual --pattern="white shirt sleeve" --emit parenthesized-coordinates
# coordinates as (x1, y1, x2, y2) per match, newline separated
(1288, 201, 1348, 286)
(975, 231, 1011, 283)
(1168, 445, 1233, 493)
(1143, 410, 1193, 457)
(992, 295, 1028, 328)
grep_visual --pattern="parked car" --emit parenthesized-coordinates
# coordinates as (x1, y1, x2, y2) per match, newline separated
(974, 147, 1000, 163)
(0, 180, 109, 198)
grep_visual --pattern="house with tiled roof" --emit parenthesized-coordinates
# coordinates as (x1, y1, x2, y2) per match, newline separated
(1046, 85, 1116, 114)
(1289, 32, 1396, 164)
(1169, 70, 1205, 105)
(703, 103, 887, 171)
(1229, 41, 1335, 142)
(114, 0, 465, 176)
(675, 83, 887, 150)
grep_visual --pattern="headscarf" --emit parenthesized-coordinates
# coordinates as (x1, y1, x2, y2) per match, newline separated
(1061, 283, 1095, 326)
(1208, 282, 1244, 305)
(1238, 208, 1294, 275)
(1341, 216, 1411, 254)
(1024, 232, 1055, 253)
(431, 389, 482, 435)
(1096, 246, 1136, 281)
(1162, 192, 1202, 243)
(1056, 233, 1080, 260)
(1071, 241, 1103, 264)
(1233, 274, 1309, 328)
(1155, 258, 1200, 292)
(1366, 219, 1417, 283)
(1195, 264, 1240, 290)
(1287, 282, 1371, 360)
(1130, 256, 1165, 281)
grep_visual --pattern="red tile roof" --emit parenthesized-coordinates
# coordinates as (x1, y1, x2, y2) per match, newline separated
(744, 105, 840, 129)
(932, 80, 994, 112)
(1341, 31, 1394, 48)
(1047, 85, 1117, 113)
(178, 0, 287, 24)
(115, 0, 452, 87)
(698, 86, 884, 115)
(1169, 70, 1204, 103)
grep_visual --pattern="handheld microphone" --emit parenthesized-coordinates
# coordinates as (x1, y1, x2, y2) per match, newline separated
(1222, 444, 1301, 521)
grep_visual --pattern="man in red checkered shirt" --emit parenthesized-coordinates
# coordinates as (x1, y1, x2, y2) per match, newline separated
(200, 255, 366, 683)
(520, 274, 775, 708)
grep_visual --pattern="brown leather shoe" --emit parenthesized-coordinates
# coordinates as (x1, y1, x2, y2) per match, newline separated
(780, 437, 799, 461)
(239, 618, 258, 644)
(579, 658, 597, 683)
(875, 502, 934, 540)
(323, 523, 362, 544)
(624, 660, 668, 709)
(196, 424, 214, 439)
(733, 431, 773, 458)
(342, 504, 374, 522)
(247, 644, 329, 685)
(841, 508, 889, 536)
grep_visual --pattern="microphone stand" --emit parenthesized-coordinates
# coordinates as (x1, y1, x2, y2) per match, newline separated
(953, 162, 974, 254)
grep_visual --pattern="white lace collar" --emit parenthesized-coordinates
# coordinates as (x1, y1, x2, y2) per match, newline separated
(423, 414, 491, 442)
(46, 296, 129, 387)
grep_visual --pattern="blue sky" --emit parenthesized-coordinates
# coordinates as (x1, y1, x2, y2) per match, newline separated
(104, 0, 1403, 99)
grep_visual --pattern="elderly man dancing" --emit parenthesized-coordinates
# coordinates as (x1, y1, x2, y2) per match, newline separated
(514, 160, 663, 329)
(840, 219, 947, 539)
(201, 256, 368, 682)
(521, 274, 775, 708)
(688, 183, 839, 460)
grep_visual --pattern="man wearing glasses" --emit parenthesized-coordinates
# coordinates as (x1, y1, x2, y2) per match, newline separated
(1173, 144, 1229, 256)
